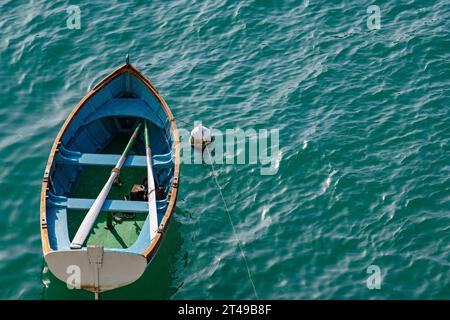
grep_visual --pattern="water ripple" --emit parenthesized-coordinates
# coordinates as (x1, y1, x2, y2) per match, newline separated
(0, 0, 449, 299)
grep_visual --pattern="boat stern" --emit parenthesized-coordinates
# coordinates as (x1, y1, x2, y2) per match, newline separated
(44, 246, 147, 293)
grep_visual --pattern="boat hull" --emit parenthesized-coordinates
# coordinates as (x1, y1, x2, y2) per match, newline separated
(45, 248, 147, 292)
(40, 62, 180, 294)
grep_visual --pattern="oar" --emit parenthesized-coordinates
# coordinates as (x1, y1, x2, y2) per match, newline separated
(144, 120, 158, 240)
(70, 123, 142, 249)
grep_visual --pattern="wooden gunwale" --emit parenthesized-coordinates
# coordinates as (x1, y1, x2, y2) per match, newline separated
(40, 64, 180, 262)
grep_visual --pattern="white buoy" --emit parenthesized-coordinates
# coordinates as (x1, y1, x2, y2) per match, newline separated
(190, 124, 212, 149)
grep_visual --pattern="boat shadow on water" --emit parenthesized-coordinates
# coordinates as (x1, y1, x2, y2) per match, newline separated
(41, 216, 184, 300)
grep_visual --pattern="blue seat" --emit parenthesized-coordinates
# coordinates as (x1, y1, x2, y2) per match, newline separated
(55, 145, 174, 168)
(47, 193, 168, 213)
(68, 198, 148, 213)
(45, 194, 168, 251)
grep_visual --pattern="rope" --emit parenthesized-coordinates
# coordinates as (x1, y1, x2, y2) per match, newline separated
(165, 115, 259, 298)
(204, 145, 260, 300)
(174, 117, 193, 127)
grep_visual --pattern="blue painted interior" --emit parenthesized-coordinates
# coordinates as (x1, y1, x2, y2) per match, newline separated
(46, 72, 175, 254)
(47, 192, 169, 213)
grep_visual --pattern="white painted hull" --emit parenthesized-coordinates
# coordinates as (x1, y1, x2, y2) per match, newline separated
(45, 248, 147, 292)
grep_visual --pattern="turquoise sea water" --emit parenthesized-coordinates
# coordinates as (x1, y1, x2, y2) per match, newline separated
(0, 0, 449, 299)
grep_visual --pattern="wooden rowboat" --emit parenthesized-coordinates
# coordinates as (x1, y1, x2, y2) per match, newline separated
(40, 59, 180, 295)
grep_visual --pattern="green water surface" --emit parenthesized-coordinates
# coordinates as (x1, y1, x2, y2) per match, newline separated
(0, 0, 449, 299)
